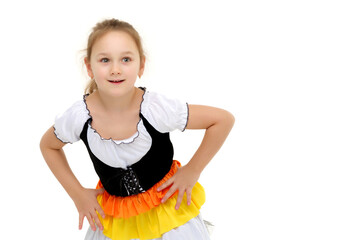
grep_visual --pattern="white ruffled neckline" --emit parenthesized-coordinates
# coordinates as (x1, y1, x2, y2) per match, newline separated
(82, 87, 146, 145)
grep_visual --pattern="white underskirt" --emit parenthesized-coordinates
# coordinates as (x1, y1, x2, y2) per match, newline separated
(84, 214, 211, 240)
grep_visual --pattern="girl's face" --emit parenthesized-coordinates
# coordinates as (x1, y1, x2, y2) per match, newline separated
(85, 30, 145, 97)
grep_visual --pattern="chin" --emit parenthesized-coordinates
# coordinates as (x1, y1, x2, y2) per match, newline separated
(107, 85, 136, 97)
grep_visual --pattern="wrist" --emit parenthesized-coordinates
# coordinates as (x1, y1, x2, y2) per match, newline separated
(68, 185, 86, 202)
(185, 161, 204, 176)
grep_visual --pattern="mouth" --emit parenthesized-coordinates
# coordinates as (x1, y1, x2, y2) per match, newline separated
(108, 79, 125, 84)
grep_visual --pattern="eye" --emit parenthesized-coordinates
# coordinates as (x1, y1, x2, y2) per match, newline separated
(122, 57, 131, 63)
(100, 58, 109, 63)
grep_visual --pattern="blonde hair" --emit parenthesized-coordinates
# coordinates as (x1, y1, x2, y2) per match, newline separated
(84, 18, 146, 94)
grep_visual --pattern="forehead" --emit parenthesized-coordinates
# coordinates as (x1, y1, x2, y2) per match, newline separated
(92, 30, 138, 55)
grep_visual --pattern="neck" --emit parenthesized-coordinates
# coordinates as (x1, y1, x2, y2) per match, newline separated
(96, 87, 139, 114)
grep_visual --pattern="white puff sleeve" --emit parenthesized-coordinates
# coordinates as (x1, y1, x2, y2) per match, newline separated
(53, 99, 90, 144)
(142, 91, 189, 133)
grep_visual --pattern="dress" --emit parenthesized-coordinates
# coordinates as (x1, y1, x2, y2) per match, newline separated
(53, 87, 211, 240)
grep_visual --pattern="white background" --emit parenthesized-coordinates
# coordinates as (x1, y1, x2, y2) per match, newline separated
(0, 0, 359, 239)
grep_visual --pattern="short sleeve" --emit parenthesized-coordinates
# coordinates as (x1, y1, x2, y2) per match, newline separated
(142, 91, 189, 133)
(53, 99, 90, 144)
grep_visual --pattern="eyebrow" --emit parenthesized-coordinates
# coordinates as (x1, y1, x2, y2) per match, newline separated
(96, 51, 135, 57)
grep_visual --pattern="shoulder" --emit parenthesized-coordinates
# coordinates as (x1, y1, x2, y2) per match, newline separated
(141, 88, 189, 132)
(56, 97, 90, 122)
(142, 89, 186, 111)
(54, 96, 90, 143)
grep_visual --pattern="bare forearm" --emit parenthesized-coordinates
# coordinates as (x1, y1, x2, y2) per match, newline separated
(187, 114, 235, 174)
(41, 147, 84, 200)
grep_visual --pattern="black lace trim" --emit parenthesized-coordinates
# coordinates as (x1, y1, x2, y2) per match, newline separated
(182, 102, 189, 132)
(53, 126, 72, 144)
(82, 87, 146, 145)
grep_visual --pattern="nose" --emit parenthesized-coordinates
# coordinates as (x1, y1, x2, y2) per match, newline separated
(111, 70, 121, 75)
(111, 63, 121, 75)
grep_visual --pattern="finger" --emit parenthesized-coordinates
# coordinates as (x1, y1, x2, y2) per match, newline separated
(86, 214, 96, 231)
(79, 214, 85, 230)
(157, 177, 174, 192)
(96, 204, 106, 219)
(175, 189, 185, 210)
(91, 210, 104, 231)
(161, 185, 177, 203)
(186, 188, 192, 206)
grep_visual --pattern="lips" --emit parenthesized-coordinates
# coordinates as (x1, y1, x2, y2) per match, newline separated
(108, 79, 125, 83)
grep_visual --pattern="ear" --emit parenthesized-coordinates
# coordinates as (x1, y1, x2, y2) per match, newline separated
(138, 56, 146, 78)
(84, 57, 94, 78)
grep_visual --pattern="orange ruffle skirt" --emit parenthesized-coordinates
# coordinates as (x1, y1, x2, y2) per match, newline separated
(95, 160, 206, 240)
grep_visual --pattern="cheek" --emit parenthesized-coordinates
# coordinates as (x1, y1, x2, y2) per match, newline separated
(128, 63, 141, 73)
(93, 66, 109, 77)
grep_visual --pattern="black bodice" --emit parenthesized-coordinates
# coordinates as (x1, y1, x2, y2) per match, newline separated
(80, 113, 174, 197)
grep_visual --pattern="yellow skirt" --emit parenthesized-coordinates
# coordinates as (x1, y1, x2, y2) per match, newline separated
(95, 160, 206, 240)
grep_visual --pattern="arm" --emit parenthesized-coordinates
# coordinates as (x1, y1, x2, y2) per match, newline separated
(157, 104, 235, 209)
(39, 126, 105, 231)
(184, 104, 235, 173)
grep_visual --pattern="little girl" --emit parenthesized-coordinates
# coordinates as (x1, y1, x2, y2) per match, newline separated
(40, 18, 234, 240)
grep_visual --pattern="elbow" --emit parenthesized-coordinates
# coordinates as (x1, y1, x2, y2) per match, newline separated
(225, 110, 235, 129)
(212, 109, 235, 130)
(39, 134, 48, 154)
(39, 134, 44, 150)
